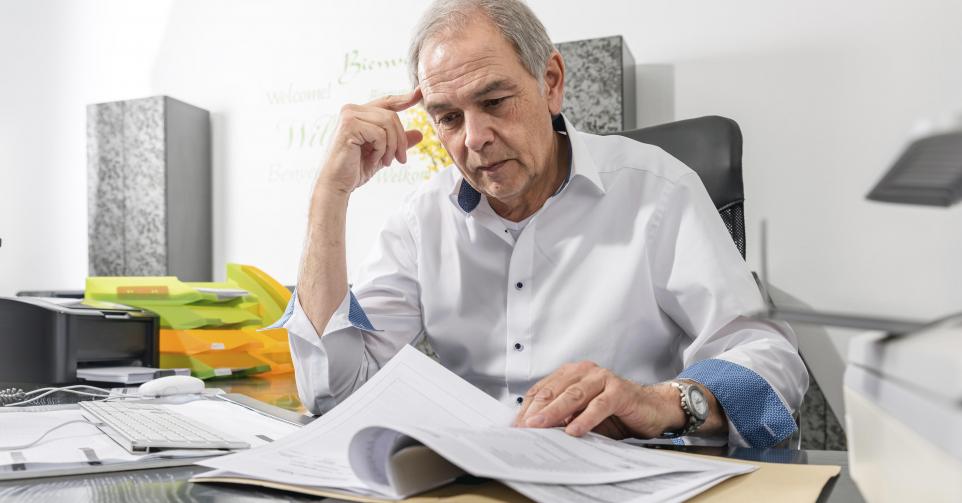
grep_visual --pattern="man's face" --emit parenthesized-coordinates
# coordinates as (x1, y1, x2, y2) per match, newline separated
(418, 19, 563, 206)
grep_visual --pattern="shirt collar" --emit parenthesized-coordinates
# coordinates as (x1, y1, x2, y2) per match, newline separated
(450, 113, 606, 213)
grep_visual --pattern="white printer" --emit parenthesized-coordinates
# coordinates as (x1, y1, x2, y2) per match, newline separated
(845, 317, 962, 502)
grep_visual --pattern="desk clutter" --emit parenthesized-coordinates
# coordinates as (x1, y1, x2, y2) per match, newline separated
(0, 341, 841, 501)
(0, 392, 299, 481)
(84, 264, 293, 380)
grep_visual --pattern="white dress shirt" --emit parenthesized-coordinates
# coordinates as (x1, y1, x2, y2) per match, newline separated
(276, 116, 809, 448)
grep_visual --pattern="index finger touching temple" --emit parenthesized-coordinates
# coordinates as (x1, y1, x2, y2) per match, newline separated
(369, 87, 423, 112)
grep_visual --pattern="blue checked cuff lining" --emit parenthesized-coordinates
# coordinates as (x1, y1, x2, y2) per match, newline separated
(678, 358, 796, 448)
(266, 289, 378, 332)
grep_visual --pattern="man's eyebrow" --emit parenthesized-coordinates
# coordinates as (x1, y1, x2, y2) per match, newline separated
(425, 100, 452, 116)
(424, 80, 518, 116)
(471, 79, 516, 100)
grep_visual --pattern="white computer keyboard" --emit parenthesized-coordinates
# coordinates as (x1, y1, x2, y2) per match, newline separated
(79, 401, 250, 453)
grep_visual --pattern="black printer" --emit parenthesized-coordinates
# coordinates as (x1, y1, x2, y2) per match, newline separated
(0, 296, 159, 383)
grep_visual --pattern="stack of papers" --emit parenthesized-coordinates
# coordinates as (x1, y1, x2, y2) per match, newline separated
(191, 346, 755, 502)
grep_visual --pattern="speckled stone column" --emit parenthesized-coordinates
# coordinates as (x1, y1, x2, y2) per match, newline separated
(87, 96, 211, 280)
(555, 35, 636, 133)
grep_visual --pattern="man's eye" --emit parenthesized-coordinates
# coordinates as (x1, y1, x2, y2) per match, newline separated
(437, 112, 461, 128)
(484, 97, 507, 109)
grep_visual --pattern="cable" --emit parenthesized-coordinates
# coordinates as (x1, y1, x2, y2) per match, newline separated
(0, 419, 101, 451)
(2, 385, 148, 409)
(20, 384, 112, 397)
(0, 385, 146, 408)
(2, 386, 111, 407)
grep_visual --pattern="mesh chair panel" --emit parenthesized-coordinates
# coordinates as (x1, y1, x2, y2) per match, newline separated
(719, 202, 746, 258)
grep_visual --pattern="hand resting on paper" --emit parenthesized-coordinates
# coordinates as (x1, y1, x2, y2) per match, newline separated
(513, 361, 728, 440)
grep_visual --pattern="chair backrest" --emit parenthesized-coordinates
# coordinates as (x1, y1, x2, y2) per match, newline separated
(609, 116, 746, 258)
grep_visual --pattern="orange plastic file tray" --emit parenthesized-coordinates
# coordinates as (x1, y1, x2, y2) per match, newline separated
(176, 350, 273, 373)
(159, 353, 271, 380)
(248, 350, 293, 375)
(160, 329, 265, 355)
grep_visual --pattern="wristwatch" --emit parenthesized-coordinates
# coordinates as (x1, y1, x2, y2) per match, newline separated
(661, 380, 710, 438)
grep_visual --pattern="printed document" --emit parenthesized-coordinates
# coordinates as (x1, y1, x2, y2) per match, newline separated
(194, 345, 753, 501)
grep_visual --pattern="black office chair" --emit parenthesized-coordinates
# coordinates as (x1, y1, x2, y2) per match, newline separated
(609, 116, 747, 258)
(612, 118, 822, 449)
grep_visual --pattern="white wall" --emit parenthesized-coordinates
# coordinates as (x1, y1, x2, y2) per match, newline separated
(0, 0, 171, 293)
(3, 0, 961, 340)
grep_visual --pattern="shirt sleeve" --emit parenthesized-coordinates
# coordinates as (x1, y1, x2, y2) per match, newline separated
(271, 207, 424, 415)
(649, 171, 809, 448)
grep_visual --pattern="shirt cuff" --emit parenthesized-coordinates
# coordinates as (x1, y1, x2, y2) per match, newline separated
(678, 358, 797, 448)
(278, 289, 378, 414)
(266, 289, 378, 335)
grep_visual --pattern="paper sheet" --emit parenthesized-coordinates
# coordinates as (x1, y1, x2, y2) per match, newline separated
(0, 409, 143, 466)
(351, 424, 753, 485)
(197, 345, 515, 492)
(160, 400, 299, 444)
(198, 346, 756, 502)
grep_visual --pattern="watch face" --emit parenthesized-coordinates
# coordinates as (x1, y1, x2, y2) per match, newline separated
(689, 388, 709, 418)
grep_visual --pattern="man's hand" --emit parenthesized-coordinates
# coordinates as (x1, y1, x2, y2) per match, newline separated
(318, 88, 425, 194)
(297, 89, 424, 338)
(513, 361, 726, 439)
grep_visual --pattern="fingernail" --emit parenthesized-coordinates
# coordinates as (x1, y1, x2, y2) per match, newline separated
(525, 415, 545, 427)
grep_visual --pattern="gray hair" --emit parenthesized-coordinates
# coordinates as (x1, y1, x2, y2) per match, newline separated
(407, 0, 555, 87)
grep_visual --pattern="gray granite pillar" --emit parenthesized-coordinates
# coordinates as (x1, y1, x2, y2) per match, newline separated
(87, 96, 212, 280)
(555, 35, 636, 133)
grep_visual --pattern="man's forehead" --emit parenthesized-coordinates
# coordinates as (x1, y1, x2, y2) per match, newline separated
(423, 70, 514, 98)
(418, 45, 507, 88)
(419, 47, 524, 113)
(417, 20, 526, 99)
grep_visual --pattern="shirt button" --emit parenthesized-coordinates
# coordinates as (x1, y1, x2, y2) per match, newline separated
(516, 396, 524, 405)
(514, 342, 524, 351)
(515, 281, 524, 290)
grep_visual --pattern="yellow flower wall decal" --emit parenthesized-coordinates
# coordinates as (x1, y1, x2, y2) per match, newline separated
(404, 106, 453, 176)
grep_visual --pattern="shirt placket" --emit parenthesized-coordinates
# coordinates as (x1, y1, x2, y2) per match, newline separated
(505, 223, 534, 406)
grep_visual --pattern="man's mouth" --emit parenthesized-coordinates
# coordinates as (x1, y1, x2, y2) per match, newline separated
(477, 160, 508, 173)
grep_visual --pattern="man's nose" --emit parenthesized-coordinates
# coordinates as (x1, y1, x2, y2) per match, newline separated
(463, 112, 494, 152)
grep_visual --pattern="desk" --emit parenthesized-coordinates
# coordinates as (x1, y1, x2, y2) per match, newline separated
(201, 373, 305, 414)
(0, 377, 863, 502)
(0, 448, 862, 502)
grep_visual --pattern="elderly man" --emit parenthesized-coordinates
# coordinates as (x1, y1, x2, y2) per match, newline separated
(276, 0, 808, 448)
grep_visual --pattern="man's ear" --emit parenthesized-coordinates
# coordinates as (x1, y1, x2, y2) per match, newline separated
(543, 50, 565, 116)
